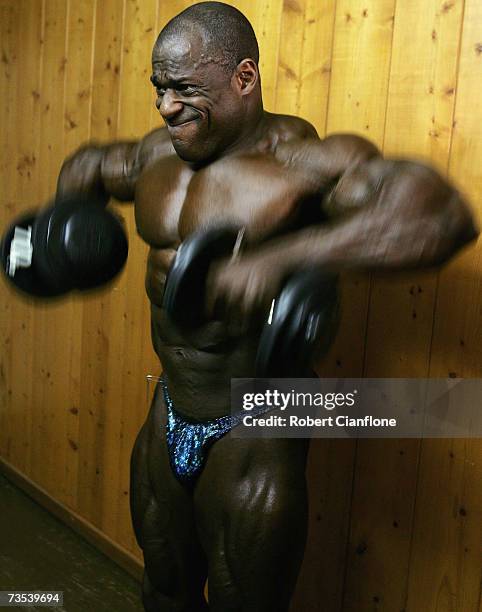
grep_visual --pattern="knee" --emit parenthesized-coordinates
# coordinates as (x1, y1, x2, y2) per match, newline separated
(142, 572, 162, 612)
(142, 571, 185, 612)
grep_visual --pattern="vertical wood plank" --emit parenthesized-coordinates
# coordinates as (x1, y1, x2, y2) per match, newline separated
(59, 0, 97, 510)
(274, 0, 306, 116)
(364, 0, 463, 377)
(115, 0, 159, 553)
(343, 1, 466, 611)
(298, 0, 336, 136)
(9, 0, 44, 477)
(325, 0, 396, 379)
(75, 0, 126, 534)
(230, 0, 283, 113)
(29, 0, 69, 494)
(274, 0, 336, 137)
(310, 3, 396, 611)
(283, 2, 348, 610)
(430, 0, 482, 377)
(405, 0, 482, 609)
(0, 0, 21, 463)
(406, 439, 482, 612)
(291, 438, 357, 612)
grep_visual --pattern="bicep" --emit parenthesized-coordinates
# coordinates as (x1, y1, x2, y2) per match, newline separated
(101, 141, 141, 202)
(56, 127, 171, 204)
(56, 140, 140, 204)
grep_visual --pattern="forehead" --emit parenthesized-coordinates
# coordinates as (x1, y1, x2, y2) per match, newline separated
(151, 30, 227, 81)
(152, 28, 205, 73)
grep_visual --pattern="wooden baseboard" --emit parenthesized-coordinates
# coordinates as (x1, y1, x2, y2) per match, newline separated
(0, 457, 144, 583)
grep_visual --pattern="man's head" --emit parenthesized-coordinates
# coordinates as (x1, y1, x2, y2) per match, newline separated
(151, 2, 262, 163)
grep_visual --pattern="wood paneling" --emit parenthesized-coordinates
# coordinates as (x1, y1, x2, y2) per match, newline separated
(79, 0, 126, 539)
(0, 1, 480, 610)
(340, 2, 467, 611)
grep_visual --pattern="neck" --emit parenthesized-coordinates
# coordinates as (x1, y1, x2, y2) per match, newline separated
(222, 106, 267, 157)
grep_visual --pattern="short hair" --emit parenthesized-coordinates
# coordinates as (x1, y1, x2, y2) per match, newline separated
(156, 2, 259, 72)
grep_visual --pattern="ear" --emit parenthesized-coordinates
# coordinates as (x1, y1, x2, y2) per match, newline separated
(233, 59, 259, 96)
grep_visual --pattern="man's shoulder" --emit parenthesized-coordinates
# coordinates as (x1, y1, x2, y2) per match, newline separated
(266, 112, 319, 143)
(137, 126, 175, 169)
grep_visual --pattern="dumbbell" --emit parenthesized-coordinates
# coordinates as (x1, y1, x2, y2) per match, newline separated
(163, 226, 339, 377)
(1, 194, 128, 298)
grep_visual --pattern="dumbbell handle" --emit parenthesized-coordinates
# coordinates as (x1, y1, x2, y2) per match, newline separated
(230, 227, 246, 262)
(228, 226, 278, 326)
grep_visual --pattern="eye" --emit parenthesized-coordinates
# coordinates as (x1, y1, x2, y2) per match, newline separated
(178, 85, 198, 96)
(156, 87, 166, 97)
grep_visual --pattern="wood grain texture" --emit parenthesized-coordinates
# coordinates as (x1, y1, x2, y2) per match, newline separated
(300, 2, 397, 610)
(341, 2, 468, 611)
(28, 0, 69, 498)
(0, 1, 480, 610)
(115, 0, 159, 553)
(0, 0, 20, 468)
(75, 0, 126, 538)
(405, 1, 482, 610)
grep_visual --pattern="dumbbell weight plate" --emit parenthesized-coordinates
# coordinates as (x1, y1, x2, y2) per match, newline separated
(45, 196, 128, 290)
(255, 269, 339, 377)
(1, 210, 64, 297)
(163, 226, 240, 327)
(1, 195, 128, 298)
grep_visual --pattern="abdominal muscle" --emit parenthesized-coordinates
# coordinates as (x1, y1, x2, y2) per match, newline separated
(146, 247, 262, 420)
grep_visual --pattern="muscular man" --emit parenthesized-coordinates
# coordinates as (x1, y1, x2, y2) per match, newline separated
(55, 3, 477, 610)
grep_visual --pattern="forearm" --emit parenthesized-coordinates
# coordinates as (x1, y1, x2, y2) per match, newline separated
(56, 140, 139, 203)
(267, 210, 451, 274)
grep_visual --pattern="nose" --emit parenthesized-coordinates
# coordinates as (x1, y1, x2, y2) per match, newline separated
(157, 89, 183, 120)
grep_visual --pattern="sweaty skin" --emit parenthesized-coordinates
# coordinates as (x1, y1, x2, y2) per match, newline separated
(56, 19, 478, 612)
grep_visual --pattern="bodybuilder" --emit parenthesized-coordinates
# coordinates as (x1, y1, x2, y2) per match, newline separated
(54, 3, 478, 610)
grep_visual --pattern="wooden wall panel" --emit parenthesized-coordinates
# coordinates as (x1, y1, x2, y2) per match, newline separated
(0, 1, 481, 610)
(4, 2, 41, 482)
(0, 1, 20, 467)
(60, 0, 97, 512)
(287, 3, 353, 610)
(341, 2, 468, 611)
(115, 0, 159, 554)
(323, 0, 397, 380)
(405, 0, 482, 609)
(296, 3, 398, 610)
(29, 0, 69, 497)
(75, 0, 126, 537)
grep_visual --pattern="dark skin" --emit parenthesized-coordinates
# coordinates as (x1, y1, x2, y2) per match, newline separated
(56, 23, 478, 612)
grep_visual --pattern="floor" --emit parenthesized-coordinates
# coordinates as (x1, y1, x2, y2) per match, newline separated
(0, 473, 143, 611)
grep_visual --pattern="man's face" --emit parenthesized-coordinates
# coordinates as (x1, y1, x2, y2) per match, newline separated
(151, 32, 244, 163)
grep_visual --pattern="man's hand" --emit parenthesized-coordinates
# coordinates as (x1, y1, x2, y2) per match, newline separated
(206, 249, 288, 327)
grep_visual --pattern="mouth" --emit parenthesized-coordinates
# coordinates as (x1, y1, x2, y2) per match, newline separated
(167, 117, 200, 131)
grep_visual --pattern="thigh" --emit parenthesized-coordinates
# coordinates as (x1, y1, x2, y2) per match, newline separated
(193, 434, 310, 612)
(130, 385, 208, 610)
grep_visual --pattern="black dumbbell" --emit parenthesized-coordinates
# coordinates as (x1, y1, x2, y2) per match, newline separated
(1, 194, 128, 298)
(163, 226, 339, 377)
(255, 267, 339, 377)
